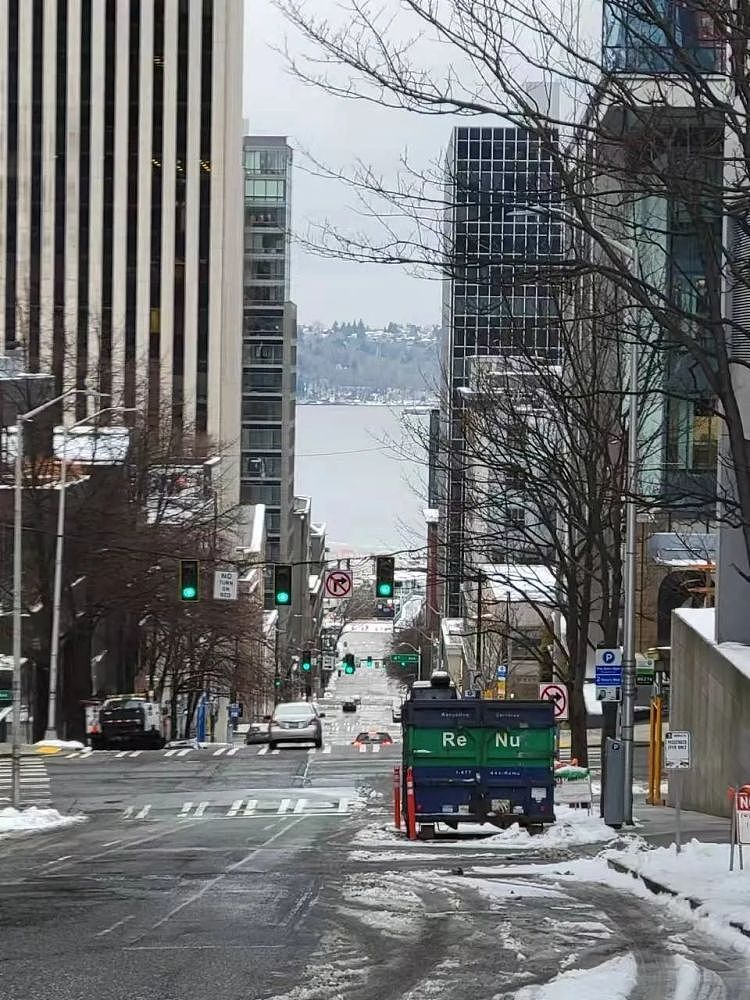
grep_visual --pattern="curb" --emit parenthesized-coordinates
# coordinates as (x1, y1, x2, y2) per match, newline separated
(607, 857, 750, 940)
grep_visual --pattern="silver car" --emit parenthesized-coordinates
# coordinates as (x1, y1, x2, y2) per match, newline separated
(268, 701, 323, 749)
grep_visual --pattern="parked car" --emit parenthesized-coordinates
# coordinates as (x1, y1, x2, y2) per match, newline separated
(342, 700, 357, 713)
(353, 731, 393, 748)
(268, 701, 323, 749)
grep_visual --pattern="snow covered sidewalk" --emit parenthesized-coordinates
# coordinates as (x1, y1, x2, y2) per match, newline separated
(606, 839, 750, 939)
(0, 806, 85, 840)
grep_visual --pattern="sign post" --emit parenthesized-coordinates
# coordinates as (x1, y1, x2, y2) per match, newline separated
(664, 730, 691, 853)
(730, 785, 750, 871)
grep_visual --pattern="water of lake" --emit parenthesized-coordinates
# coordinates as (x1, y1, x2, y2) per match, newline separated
(295, 405, 428, 556)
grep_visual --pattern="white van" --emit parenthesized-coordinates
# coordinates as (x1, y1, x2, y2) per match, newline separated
(391, 698, 402, 722)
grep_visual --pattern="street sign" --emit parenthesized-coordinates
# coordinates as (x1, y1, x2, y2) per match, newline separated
(391, 653, 419, 665)
(664, 730, 691, 770)
(322, 654, 335, 670)
(496, 664, 507, 680)
(596, 648, 622, 667)
(596, 686, 621, 702)
(595, 665, 623, 687)
(0, 690, 11, 703)
(539, 683, 568, 721)
(324, 569, 353, 599)
(213, 570, 238, 601)
(636, 656, 656, 685)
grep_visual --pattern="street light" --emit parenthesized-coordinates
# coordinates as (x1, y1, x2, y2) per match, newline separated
(45, 406, 137, 740)
(12, 387, 97, 805)
(509, 200, 640, 824)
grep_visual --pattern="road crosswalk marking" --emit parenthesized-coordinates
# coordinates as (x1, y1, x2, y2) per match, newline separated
(123, 796, 359, 820)
(244, 799, 257, 815)
(213, 747, 227, 757)
(293, 798, 307, 814)
(227, 798, 243, 817)
(277, 798, 292, 814)
(135, 804, 151, 820)
(256, 745, 269, 756)
(179, 801, 193, 816)
(194, 801, 209, 817)
(226, 746, 238, 756)
(177, 749, 191, 757)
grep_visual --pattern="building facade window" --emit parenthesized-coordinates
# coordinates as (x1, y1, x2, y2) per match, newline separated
(667, 398, 720, 472)
(242, 369, 283, 393)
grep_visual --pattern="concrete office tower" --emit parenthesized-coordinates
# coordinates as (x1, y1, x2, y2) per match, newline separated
(242, 136, 297, 572)
(440, 125, 562, 615)
(0, 0, 244, 500)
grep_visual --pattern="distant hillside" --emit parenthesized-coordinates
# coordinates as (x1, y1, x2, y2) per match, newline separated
(297, 321, 440, 403)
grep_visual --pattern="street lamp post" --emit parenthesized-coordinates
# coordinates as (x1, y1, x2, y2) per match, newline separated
(45, 406, 136, 741)
(12, 387, 95, 806)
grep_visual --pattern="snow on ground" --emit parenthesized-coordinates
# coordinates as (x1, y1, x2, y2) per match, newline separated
(606, 839, 750, 934)
(353, 806, 621, 851)
(0, 806, 84, 839)
(499, 953, 637, 1000)
(33, 738, 85, 751)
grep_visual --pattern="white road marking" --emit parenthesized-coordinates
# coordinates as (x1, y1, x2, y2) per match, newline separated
(277, 798, 292, 814)
(177, 749, 191, 757)
(227, 799, 243, 817)
(323, 744, 332, 754)
(179, 802, 193, 816)
(338, 798, 349, 813)
(213, 747, 227, 757)
(123, 806, 134, 819)
(115, 751, 127, 758)
(226, 747, 238, 756)
(271, 749, 280, 755)
(372, 744, 380, 753)
(256, 745, 268, 756)
(307, 747, 316, 755)
(164, 749, 178, 757)
(66, 752, 80, 758)
(136, 805, 151, 820)
(194, 801, 209, 817)
(96, 915, 135, 937)
(359, 744, 367, 753)
(243, 799, 257, 815)
(101, 840, 122, 848)
(129, 751, 142, 758)
(293, 798, 307, 814)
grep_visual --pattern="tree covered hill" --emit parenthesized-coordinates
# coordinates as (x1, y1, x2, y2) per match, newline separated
(297, 321, 440, 403)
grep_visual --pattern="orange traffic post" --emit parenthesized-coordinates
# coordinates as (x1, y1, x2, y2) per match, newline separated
(647, 697, 663, 805)
(405, 766, 417, 840)
(393, 766, 402, 830)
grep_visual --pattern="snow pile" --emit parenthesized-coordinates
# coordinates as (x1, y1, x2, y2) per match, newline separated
(33, 739, 85, 752)
(607, 839, 750, 932)
(502, 953, 637, 999)
(0, 806, 85, 839)
(352, 807, 621, 851)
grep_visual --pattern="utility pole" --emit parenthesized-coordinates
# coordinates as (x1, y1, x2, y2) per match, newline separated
(621, 323, 639, 826)
(475, 571, 483, 688)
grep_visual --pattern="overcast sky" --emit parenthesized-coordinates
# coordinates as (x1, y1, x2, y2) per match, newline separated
(243, 0, 457, 328)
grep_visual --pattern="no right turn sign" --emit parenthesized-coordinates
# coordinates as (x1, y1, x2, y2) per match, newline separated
(539, 683, 568, 721)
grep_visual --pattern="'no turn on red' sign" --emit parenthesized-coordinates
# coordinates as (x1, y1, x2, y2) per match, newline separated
(539, 683, 568, 721)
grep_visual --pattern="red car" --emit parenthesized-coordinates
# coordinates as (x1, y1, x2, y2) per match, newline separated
(352, 731, 393, 748)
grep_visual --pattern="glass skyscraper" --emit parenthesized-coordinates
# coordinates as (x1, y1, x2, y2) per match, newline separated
(441, 125, 562, 615)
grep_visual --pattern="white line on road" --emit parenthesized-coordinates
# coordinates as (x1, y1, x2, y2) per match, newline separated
(151, 821, 303, 929)
(243, 799, 257, 815)
(372, 744, 380, 753)
(115, 751, 127, 758)
(307, 747, 316, 755)
(227, 799, 243, 817)
(277, 798, 292, 814)
(179, 802, 193, 816)
(337, 798, 349, 813)
(177, 749, 191, 757)
(123, 807, 134, 819)
(164, 749, 178, 757)
(135, 805, 151, 820)
(226, 746, 238, 756)
(323, 744, 332, 754)
(194, 801, 209, 817)
(271, 749, 280, 755)
(101, 840, 122, 848)
(129, 751, 142, 758)
(293, 798, 307, 814)
(39, 855, 72, 867)
(256, 745, 268, 756)
(213, 747, 227, 757)
(358, 744, 366, 753)
(96, 915, 135, 938)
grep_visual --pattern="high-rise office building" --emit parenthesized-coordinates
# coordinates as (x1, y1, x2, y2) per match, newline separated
(440, 125, 562, 615)
(0, 0, 244, 498)
(242, 136, 297, 574)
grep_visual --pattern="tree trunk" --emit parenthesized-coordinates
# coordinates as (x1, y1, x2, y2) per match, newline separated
(568, 678, 588, 767)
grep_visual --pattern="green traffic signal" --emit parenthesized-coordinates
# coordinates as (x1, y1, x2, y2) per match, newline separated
(274, 564, 292, 607)
(377, 582, 392, 597)
(182, 585, 197, 599)
(276, 591, 290, 605)
(301, 650, 312, 671)
(179, 559, 199, 602)
(344, 663, 355, 675)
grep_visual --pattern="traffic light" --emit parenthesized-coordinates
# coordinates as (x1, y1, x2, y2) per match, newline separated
(343, 653, 355, 675)
(179, 559, 199, 601)
(301, 650, 312, 672)
(274, 564, 292, 606)
(375, 555, 395, 598)
(366, 655, 373, 668)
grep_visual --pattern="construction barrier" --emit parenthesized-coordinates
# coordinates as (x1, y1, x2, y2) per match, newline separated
(393, 766, 401, 830)
(405, 766, 417, 840)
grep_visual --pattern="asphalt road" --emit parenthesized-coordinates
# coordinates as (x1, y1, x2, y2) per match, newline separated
(0, 632, 747, 999)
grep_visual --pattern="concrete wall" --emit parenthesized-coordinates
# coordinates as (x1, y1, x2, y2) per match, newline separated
(671, 607, 750, 817)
